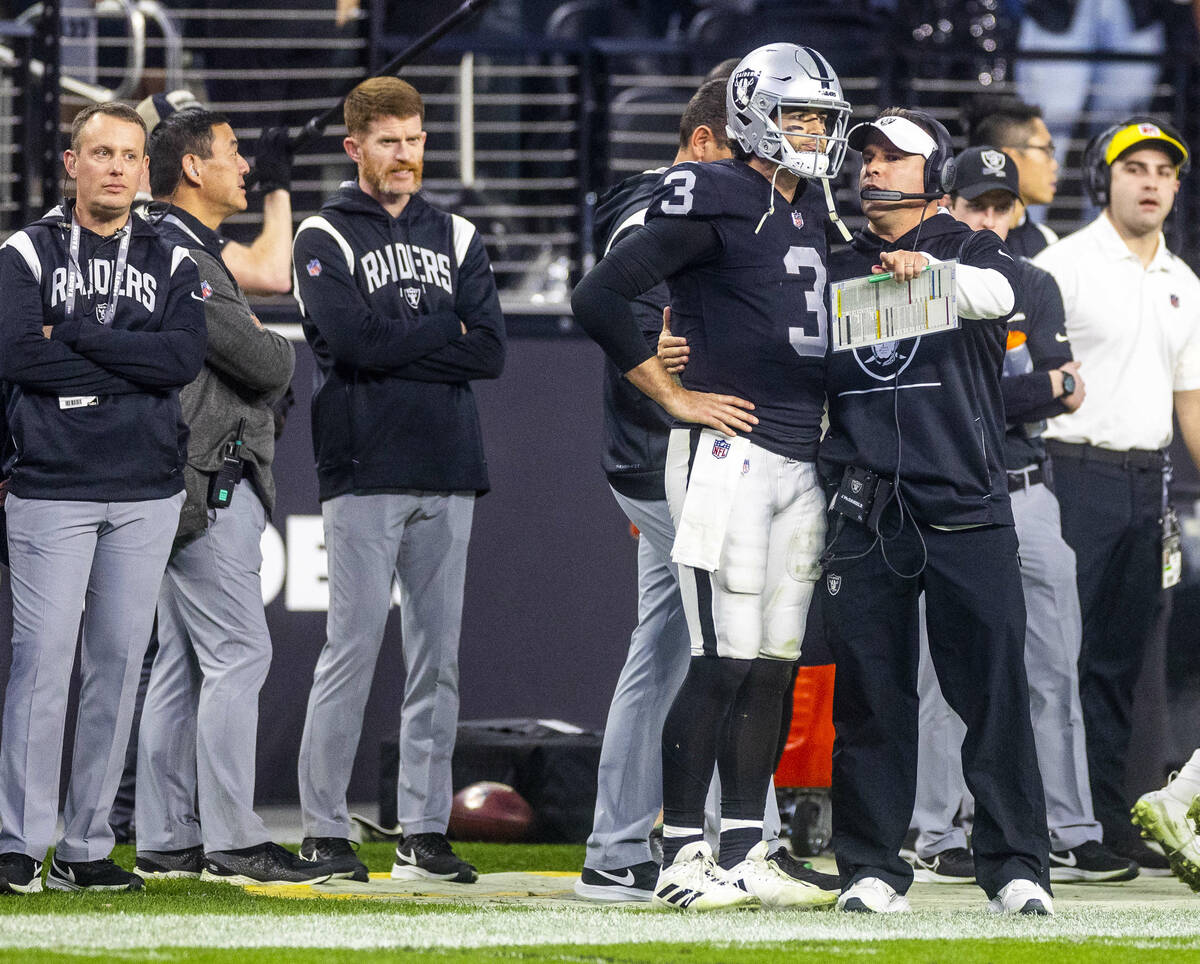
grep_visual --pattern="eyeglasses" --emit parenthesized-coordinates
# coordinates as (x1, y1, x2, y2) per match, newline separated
(1015, 142, 1056, 158)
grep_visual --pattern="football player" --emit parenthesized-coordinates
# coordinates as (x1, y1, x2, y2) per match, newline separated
(571, 42, 850, 911)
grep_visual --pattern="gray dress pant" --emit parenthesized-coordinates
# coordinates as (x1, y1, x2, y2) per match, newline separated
(0, 492, 182, 861)
(298, 490, 475, 839)
(136, 480, 272, 853)
(912, 480, 1101, 855)
(584, 489, 779, 871)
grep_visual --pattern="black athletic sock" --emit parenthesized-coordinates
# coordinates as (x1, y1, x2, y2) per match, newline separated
(661, 654, 754, 837)
(715, 657, 798, 868)
(660, 828, 705, 867)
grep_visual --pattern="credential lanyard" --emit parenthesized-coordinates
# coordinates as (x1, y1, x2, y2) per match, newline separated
(64, 218, 131, 326)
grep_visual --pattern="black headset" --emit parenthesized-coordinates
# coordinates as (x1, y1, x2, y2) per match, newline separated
(859, 109, 957, 201)
(907, 109, 957, 196)
(1083, 115, 1190, 206)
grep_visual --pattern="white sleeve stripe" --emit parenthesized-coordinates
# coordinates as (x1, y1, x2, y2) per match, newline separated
(1, 231, 41, 282)
(603, 207, 648, 256)
(170, 245, 194, 273)
(450, 214, 476, 268)
(296, 215, 355, 275)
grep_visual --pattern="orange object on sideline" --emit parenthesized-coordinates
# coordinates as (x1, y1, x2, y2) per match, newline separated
(775, 664, 836, 789)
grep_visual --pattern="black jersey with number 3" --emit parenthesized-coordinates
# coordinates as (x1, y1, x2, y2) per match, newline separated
(645, 159, 829, 461)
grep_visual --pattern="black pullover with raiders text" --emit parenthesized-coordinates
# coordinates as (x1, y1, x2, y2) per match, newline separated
(293, 183, 505, 500)
(819, 211, 1019, 526)
(0, 201, 206, 502)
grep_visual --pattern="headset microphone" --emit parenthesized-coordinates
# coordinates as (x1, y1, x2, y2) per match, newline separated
(860, 188, 942, 201)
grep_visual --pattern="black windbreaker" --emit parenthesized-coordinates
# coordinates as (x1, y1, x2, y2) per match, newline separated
(593, 169, 673, 500)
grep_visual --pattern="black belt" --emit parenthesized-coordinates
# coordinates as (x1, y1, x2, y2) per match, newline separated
(1007, 465, 1044, 493)
(1045, 440, 1166, 471)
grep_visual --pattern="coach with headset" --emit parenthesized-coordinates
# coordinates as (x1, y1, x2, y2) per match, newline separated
(817, 109, 1052, 915)
(1033, 117, 1200, 869)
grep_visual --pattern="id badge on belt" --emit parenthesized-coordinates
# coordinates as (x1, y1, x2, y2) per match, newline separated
(1162, 505, 1182, 590)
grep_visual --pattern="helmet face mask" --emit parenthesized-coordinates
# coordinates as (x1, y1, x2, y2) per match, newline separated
(726, 43, 850, 180)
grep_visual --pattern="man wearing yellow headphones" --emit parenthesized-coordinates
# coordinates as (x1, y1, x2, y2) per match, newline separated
(1033, 118, 1200, 875)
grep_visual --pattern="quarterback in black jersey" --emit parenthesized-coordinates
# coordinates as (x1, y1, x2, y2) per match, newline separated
(817, 110, 1053, 915)
(573, 42, 850, 911)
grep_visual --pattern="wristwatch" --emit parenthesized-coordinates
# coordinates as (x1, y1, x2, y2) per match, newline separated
(1060, 373, 1076, 397)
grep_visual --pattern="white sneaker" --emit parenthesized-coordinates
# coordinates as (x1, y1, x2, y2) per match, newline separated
(986, 878, 1054, 915)
(651, 841, 760, 911)
(726, 841, 838, 910)
(836, 876, 911, 913)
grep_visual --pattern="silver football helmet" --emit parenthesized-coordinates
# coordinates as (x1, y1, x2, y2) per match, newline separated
(726, 43, 851, 180)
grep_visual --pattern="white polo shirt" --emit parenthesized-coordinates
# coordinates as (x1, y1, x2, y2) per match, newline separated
(1033, 213, 1200, 451)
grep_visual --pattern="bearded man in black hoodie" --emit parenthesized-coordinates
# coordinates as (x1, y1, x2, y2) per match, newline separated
(818, 108, 1052, 915)
(291, 76, 505, 885)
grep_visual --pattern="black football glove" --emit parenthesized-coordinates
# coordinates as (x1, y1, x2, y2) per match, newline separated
(252, 125, 293, 193)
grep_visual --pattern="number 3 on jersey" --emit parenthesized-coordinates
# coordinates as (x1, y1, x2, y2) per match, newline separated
(660, 170, 695, 215)
(784, 246, 827, 358)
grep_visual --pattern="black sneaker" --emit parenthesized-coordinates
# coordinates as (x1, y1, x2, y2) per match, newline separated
(299, 836, 369, 882)
(391, 832, 478, 883)
(135, 846, 204, 880)
(1105, 832, 1175, 876)
(767, 847, 841, 892)
(573, 860, 658, 901)
(1049, 840, 1139, 882)
(910, 846, 975, 884)
(46, 856, 143, 892)
(202, 842, 334, 886)
(0, 853, 42, 894)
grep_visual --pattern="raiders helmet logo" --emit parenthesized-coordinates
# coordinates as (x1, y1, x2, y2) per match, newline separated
(981, 150, 1007, 175)
(731, 68, 759, 111)
(850, 479, 863, 494)
(404, 286, 421, 308)
(826, 573, 842, 596)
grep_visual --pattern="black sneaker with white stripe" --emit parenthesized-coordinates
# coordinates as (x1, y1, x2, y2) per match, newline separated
(391, 833, 478, 883)
(46, 856, 143, 892)
(574, 860, 658, 901)
(767, 847, 840, 892)
(135, 845, 204, 880)
(1049, 840, 1138, 882)
(299, 837, 369, 882)
(0, 853, 42, 894)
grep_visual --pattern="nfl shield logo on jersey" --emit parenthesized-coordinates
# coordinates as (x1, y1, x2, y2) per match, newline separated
(791, 210, 805, 229)
(1172, 294, 1181, 308)
(200, 280, 214, 301)
(404, 286, 422, 308)
(307, 258, 322, 277)
(712, 438, 731, 459)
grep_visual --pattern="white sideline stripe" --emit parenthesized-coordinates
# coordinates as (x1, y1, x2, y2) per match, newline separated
(1, 909, 1200, 949)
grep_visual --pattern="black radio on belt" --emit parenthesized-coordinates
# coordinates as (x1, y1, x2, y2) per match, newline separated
(830, 464, 894, 531)
(207, 417, 246, 509)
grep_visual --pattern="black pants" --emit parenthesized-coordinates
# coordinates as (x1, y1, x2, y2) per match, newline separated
(820, 514, 1050, 899)
(1051, 451, 1163, 838)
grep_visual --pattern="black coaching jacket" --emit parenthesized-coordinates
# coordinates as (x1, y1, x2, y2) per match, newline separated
(0, 201, 206, 502)
(293, 184, 505, 501)
(818, 211, 1018, 527)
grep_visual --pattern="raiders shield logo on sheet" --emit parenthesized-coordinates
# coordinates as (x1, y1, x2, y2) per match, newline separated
(404, 286, 421, 308)
(826, 573, 842, 596)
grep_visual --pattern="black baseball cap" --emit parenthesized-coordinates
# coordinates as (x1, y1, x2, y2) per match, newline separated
(953, 146, 1020, 201)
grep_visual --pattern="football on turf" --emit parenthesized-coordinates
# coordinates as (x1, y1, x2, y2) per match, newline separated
(449, 781, 534, 843)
